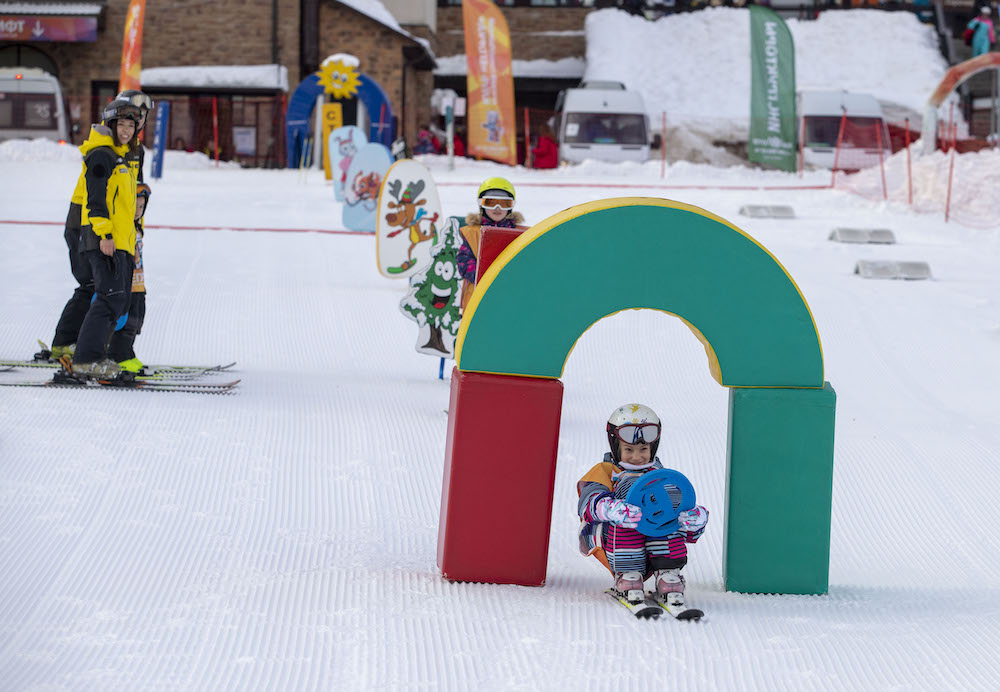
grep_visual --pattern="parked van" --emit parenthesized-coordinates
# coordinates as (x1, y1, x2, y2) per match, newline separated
(798, 90, 891, 170)
(0, 67, 70, 143)
(554, 81, 657, 164)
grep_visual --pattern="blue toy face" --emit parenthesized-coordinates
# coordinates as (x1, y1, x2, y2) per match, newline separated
(625, 468, 696, 538)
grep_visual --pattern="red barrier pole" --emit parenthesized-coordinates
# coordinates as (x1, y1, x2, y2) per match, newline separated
(904, 118, 912, 206)
(524, 108, 532, 168)
(379, 103, 386, 145)
(661, 111, 667, 179)
(876, 122, 887, 200)
(945, 123, 956, 223)
(830, 110, 847, 188)
(212, 96, 219, 167)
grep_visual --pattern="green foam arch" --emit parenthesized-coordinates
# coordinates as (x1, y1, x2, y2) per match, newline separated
(455, 198, 824, 387)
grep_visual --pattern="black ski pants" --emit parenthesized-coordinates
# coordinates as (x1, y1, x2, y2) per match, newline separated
(52, 203, 93, 348)
(73, 249, 134, 364)
(107, 291, 146, 363)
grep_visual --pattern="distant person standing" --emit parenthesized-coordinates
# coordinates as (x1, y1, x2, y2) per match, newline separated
(967, 6, 996, 57)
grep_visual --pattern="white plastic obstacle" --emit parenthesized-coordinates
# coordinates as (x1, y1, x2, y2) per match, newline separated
(738, 205, 796, 219)
(828, 228, 896, 244)
(854, 260, 932, 280)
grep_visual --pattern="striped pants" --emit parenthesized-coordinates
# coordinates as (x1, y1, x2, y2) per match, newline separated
(602, 523, 687, 575)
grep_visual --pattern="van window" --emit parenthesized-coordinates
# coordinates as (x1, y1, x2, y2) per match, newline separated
(23, 95, 57, 129)
(564, 113, 646, 145)
(805, 116, 886, 149)
(0, 98, 12, 128)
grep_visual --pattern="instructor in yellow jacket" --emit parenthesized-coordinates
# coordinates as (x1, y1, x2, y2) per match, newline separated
(70, 100, 141, 378)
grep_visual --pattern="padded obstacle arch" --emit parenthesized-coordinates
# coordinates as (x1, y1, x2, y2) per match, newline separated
(438, 198, 837, 594)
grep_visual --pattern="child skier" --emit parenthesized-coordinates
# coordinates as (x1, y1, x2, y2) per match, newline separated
(108, 183, 151, 373)
(457, 176, 527, 309)
(577, 404, 709, 608)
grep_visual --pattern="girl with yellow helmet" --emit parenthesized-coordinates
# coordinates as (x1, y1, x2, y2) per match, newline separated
(456, 177, 528, 309)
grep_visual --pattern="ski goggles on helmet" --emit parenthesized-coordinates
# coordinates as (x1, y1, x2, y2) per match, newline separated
(479, 196, 514, 211)
(119, 92, 154, 111)
(613, 423, 661, 445)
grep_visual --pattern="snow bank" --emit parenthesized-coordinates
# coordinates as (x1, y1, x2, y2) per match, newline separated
(584, 8, 948, 143)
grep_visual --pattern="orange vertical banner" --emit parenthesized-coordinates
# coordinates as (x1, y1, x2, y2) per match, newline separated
(118, 0, 146, 92)
(462, 0, 517, 165)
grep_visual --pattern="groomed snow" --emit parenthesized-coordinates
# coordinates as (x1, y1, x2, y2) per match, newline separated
(0, 140, 999, 690)
(1, 7, 998, 690)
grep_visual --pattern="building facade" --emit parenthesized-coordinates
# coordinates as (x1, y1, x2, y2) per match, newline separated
(0, 0, 436, 166)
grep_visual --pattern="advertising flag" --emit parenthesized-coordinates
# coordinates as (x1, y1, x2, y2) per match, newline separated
(118, 0, 146, 92)
(462, 0, 517, 165)
(748, 5, 796, 172)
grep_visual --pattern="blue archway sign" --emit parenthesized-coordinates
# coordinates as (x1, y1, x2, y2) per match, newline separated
(285, 73, 396, 168)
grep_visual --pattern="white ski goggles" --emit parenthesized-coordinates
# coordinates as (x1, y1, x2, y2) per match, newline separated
(614, 423, 660, 445)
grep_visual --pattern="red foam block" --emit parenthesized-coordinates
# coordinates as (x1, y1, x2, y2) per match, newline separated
(438, 368, 564, 586)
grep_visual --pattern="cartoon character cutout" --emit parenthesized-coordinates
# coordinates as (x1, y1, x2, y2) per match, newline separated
(483, 110, 503, 143)
(347, 171, 381, 210)
(383, 179, 439, 274)
(400, 218, 463, 357)
(337, 135, 358, 186)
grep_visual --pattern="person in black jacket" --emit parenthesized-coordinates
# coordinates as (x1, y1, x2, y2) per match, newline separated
(42, 90, 153, 363)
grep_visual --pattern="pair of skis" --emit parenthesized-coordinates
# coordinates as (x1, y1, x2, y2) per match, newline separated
(0, 355, 240, 394)
(605, 589, 704, 621)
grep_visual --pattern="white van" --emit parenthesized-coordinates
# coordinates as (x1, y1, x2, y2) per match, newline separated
(555, 81, 656, 164)
(798, 90, 891, 170)
(0, 67, 70, 143)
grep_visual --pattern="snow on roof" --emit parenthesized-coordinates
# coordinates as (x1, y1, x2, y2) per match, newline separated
(140, 65, 289, 92)
(434, 55, 585, 80)
(0, 2, 102, 14)
(336, 0, 434, 59)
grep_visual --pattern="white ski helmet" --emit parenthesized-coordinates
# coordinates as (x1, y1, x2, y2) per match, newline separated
(606, 403, 661, 462)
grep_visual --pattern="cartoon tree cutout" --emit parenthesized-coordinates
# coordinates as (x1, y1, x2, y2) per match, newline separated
(400, 218, 463, 357)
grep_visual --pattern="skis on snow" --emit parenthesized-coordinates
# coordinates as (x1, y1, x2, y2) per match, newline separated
(606, 589, 704, 621)
(0, 356, 240, 394)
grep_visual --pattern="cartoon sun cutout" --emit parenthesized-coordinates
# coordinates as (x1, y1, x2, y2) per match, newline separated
(318, 54, 361, 100)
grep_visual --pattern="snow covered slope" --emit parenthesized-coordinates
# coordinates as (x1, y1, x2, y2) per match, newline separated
(1, 144, 999, 690)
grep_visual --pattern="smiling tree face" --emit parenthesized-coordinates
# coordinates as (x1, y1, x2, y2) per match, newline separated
(400, 218, 464, 357)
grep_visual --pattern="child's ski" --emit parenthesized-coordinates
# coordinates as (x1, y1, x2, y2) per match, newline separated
(605, 589, 661, 619)
(650, 594, 704, 621)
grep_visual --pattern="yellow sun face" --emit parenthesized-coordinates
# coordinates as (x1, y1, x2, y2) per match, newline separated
(318, 59, 361, 100)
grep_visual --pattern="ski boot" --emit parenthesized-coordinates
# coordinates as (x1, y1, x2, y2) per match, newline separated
(67, 358, 122, 380)
(613, 571, 646, 604)
(117, 357, 144, 375)
(654, 568, 686, 607)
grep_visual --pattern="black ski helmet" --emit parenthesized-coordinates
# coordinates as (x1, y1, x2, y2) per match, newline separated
(115, 89, 153, 130)
(101, 98, 141, 146)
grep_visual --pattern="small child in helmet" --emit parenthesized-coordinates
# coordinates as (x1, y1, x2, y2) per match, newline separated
(457, 176, 528, 309)
(577, 404, 709, 606)
(108, 183, 151, 373)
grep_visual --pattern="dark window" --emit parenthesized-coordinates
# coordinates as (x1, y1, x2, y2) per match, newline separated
(563, 112, 647, 145)
(22, 94, 56, 129)
(804, 115, 887, 149)
(0, 96, 12, 128)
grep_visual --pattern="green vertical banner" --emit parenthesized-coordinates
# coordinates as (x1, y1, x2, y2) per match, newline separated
(748, 5, 797, 172)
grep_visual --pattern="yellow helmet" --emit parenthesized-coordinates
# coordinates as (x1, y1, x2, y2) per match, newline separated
(477, 176, 515, 200)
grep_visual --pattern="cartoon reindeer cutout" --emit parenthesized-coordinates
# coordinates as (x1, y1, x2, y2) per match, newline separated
(383, 179, 439, 274)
